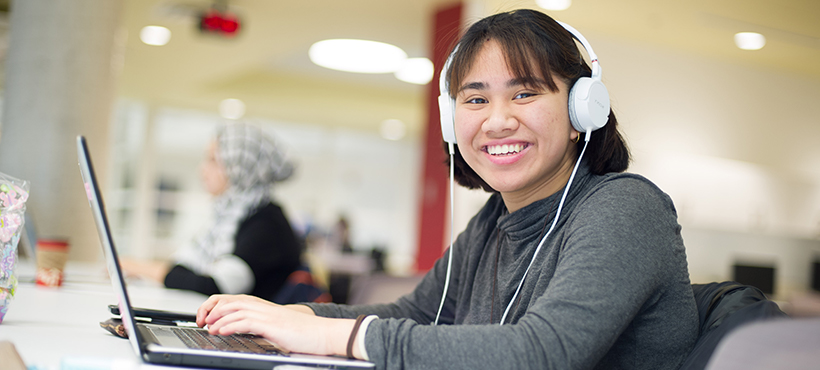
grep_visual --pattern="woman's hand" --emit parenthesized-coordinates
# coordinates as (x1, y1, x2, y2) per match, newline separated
(119, 258, 170, 283)
(196, 294, 357, 357)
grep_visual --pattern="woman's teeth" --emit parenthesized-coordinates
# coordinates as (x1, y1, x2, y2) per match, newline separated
(487, 144, 524, 155)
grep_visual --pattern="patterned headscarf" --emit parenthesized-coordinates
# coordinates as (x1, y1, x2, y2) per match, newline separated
(174, 123, 294, 293)
(216, 123, 294, 191)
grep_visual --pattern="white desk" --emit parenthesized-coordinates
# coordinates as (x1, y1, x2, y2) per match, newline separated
(0, 260, 208, 370)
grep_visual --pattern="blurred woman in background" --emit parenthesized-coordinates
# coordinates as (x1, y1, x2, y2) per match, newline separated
(122, 123, 302, 300)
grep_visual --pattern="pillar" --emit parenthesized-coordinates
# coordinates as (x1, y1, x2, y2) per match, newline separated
(415, 3, 464, 272)
(0, 0, 123, 261)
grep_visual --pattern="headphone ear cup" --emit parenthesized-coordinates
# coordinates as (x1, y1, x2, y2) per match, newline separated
(568, 77, 611, 133)
(439, 94, 457, 144)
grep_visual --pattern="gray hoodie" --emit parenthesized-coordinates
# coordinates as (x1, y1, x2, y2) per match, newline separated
(307, 164, 698, 370)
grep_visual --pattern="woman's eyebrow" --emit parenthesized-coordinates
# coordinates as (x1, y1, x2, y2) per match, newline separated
(458, 77, 546, 92)
(508, 77, 545, 88)
(458, 77, 546, 93)
(458, 81, 486, 93)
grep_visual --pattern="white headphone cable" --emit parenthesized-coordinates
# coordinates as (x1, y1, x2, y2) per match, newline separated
(434, 142, 456, 326)
(499, 131, 591, 325)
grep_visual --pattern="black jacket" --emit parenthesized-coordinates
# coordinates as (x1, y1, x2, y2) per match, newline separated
(164, 202, 302, 300)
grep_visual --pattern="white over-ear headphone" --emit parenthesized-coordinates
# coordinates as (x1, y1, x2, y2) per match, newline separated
(437, 20, 610, 144)
(438, 48, 458, 145)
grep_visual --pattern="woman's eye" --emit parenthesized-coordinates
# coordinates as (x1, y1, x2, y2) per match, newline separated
(465, 97, 487, 104)
(514, 92, 537, 100)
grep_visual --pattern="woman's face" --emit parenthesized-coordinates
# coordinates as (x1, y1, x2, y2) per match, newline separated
(200, 140, 230, 196)
(455, 40, 580, 212)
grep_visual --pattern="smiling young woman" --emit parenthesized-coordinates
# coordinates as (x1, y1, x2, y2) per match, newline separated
(196, 9, 699, 370)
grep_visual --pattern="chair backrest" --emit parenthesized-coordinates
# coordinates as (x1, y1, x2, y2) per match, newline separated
(704, 317, 820, 369)
(272, 265, 332, 304)
(680, 281, 790, 370)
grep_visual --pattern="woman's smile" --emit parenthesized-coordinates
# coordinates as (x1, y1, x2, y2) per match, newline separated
(485, 142, 528, 155)
(483, 141, 531, 165)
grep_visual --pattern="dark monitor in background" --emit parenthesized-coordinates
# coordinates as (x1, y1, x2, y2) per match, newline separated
(733, 264, 776, 296)
(812, 260, 820, 292)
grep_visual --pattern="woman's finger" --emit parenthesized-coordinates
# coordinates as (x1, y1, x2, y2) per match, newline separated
(196, 294, 225, 327)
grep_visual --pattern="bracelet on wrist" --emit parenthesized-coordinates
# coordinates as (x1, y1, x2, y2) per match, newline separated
(346, 315, 368, 359)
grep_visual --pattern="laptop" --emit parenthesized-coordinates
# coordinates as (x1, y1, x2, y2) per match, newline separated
(76, 135, 374, 369)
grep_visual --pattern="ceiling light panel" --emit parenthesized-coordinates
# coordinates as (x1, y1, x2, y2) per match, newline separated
(536, 0, 572, 11)
(219, 98, 246, 120)
(309, 39, 408, 74)
(140, 26, 171, 46)
(734, 32, 766, 50)
(394, 57, 434, 85)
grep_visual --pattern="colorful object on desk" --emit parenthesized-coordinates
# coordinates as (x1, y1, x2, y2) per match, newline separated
(34, 239, 69, 287)
(35, 267, 63, 287)
(0, 287, 14, 323)
(0, 172, 30, 324)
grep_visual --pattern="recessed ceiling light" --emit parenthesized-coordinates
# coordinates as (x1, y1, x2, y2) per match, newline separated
(219, 98, 246, 120)
(380, 119, 406, 141)
(140, 26, 171, 46)
(734, 32, 766, 50)
(536, 0, 572, 11)
(394, 58, 434, 85)
(309, 39, 407, 74)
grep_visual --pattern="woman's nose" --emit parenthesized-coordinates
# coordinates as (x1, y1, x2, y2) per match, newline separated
(482, 103, 518, 137)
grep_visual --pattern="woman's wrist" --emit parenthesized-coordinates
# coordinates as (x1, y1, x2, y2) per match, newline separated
(313, 314, 377, 359)
(329, 317, 357, 357)
(335, 315, 377, 360)
(346, 315, 368, 359)
(285, 304, 316, 315)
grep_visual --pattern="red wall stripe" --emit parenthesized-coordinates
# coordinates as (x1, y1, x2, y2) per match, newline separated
(415, 2, 463, 273)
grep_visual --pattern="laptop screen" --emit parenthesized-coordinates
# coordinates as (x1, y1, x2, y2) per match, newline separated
(76, 135, 148, 359)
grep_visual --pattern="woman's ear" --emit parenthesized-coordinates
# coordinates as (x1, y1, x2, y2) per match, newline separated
(571, 130, 580, 143)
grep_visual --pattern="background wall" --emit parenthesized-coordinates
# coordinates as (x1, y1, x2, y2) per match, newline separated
(105, 102, 422, 273)
(1, 1, 817, 302)
(599, 32, 820, 299)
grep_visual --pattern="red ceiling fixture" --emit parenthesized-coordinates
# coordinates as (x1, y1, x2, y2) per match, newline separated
(198, 2, 241, 37)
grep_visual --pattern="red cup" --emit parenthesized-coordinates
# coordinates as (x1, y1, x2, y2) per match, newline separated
(35, 239, 69, 287)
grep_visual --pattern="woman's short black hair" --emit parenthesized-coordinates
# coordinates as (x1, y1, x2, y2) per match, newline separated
(443, 9, 630, 192)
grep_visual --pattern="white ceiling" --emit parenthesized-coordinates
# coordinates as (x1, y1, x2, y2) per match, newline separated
(117, 0, 820, 136)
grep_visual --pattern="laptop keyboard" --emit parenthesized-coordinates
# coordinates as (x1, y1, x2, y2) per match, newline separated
(170, 327, 287, 355)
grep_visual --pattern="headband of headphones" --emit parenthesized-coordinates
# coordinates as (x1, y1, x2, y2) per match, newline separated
(438, 19, 610, 145)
